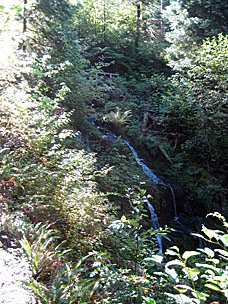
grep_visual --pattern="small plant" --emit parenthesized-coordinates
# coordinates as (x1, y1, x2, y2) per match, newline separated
(103, 107, 132, 129)
(20, 223, 66, 282)
(20, 223, 99, 304)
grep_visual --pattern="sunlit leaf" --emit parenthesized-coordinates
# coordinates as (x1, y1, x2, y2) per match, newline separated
(219, 234, 228, 247)
(165, 267, 179, 281)
(196, 263, 218, 272)
(198, 247, 214, 258)
(176, 284, 194, 293)
(121, 215, 126, 222)
(166, 292, 200, 304)
(185, 267, 200, 277)
(215, 249, 228, 259)
(142, 297, 156, 304)
(182, 251, 200, 260)
(166, 259, 185, 268)
(166, 246, 179, 256)
(204, 283, 221, 291)
(144, 254, 163, 264)
(201, 225, 218, 240)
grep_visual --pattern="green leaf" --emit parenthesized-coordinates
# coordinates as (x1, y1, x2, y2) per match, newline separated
(166, 292, 200, 304)
(215, 249, 228, 258)
(201, 225, 218, 240)
(206, 258, 219, 264)
(185, 267, 200, 277)
(182, 251, 200, 260)
(199, 247, 214, 258)
(121, 215, 126, 222)
(193, 290, 209, 301)
(144, 255, 163, 264)
(219, 234, 228, 246)
(165, 267, 178, 281)
(166, 246, 179, 256)
(166, 259, 185, 268)
(205, 283, 221, 291)
(196, 263, 218, 272)
(142, 297, 156, 304)
(21, 281, 44, 297)
(176, 284, 194, 294)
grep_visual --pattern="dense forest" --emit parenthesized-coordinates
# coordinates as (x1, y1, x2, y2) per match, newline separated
(0, 0, 228, 303)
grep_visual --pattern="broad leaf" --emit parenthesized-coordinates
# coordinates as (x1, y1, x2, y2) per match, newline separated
(199, 247, 214, 258)
(185, 267, 200, 277)
(166, 246, 179, 256)
(201, 225, 218, 240)
(219, 234, 228, 247)
(165, 267, 178, 281)
(182, 251, 200, 260)
(166, 259, 185, 268)
(205, 283, 221, 291)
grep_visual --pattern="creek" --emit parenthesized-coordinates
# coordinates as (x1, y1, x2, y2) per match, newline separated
(85, 122, 203, 252)
(122, 139, 177, 219)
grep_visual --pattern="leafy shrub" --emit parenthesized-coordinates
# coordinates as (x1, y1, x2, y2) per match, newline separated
(74, 192, 168, 304)
(159, 34, 228, 213)
(153, 212, 228, 304)
(20, 223, 100, 304)
(0, 55, 114, 259)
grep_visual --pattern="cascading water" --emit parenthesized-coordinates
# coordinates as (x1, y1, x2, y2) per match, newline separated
(146, 200, 163, 254)
(168, 185, 177, 219)
(89, 122, 178, 252)
(89, 119, 203, 249)
(122, 139, 179, 253)
(122, 140, 162, 185)
(120, 139, 205, 250)
(122, 139, 177, 218)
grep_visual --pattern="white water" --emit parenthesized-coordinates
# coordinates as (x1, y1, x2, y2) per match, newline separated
(146, 200, 163, 254)
(120, 139, 164, 252)
(90, 121, 177, 218)
(122, 140, 163, 184)
(89, 124, 176, 253)
(167, 185, 177, 218)
(122, 139, 177, 218)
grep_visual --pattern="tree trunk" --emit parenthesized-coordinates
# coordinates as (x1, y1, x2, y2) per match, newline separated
(103, 0, 106, 43)
(160, 0, 165, 42)
(22, 0, 27, 51)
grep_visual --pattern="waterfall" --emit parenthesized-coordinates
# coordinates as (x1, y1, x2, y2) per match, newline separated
(146, 200, 163, 254)
(88, 122, 176, 252)
(122, 139, 177, 217)
(122, 140, 163, 184)
(122, 139, 165, 253)
(167, 185, 177, 219)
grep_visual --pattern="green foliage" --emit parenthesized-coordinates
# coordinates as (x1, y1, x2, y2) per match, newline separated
(163, 1, 200, 70)
(181, 0, 228, 38)
(2, 1, 228, 303)
(103, 107, 132, 130)
(20, 0, 102, 131)
(160, 34, 228, 213)
(20, 223, 68, 281)
(75, 192, 168, 304)
(0, 53, 114, 259)
(164, 0, 228, 71)
(163, 213, 228, 303)
(20, 224, 99, 304)
(71, 0, 168, 78)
